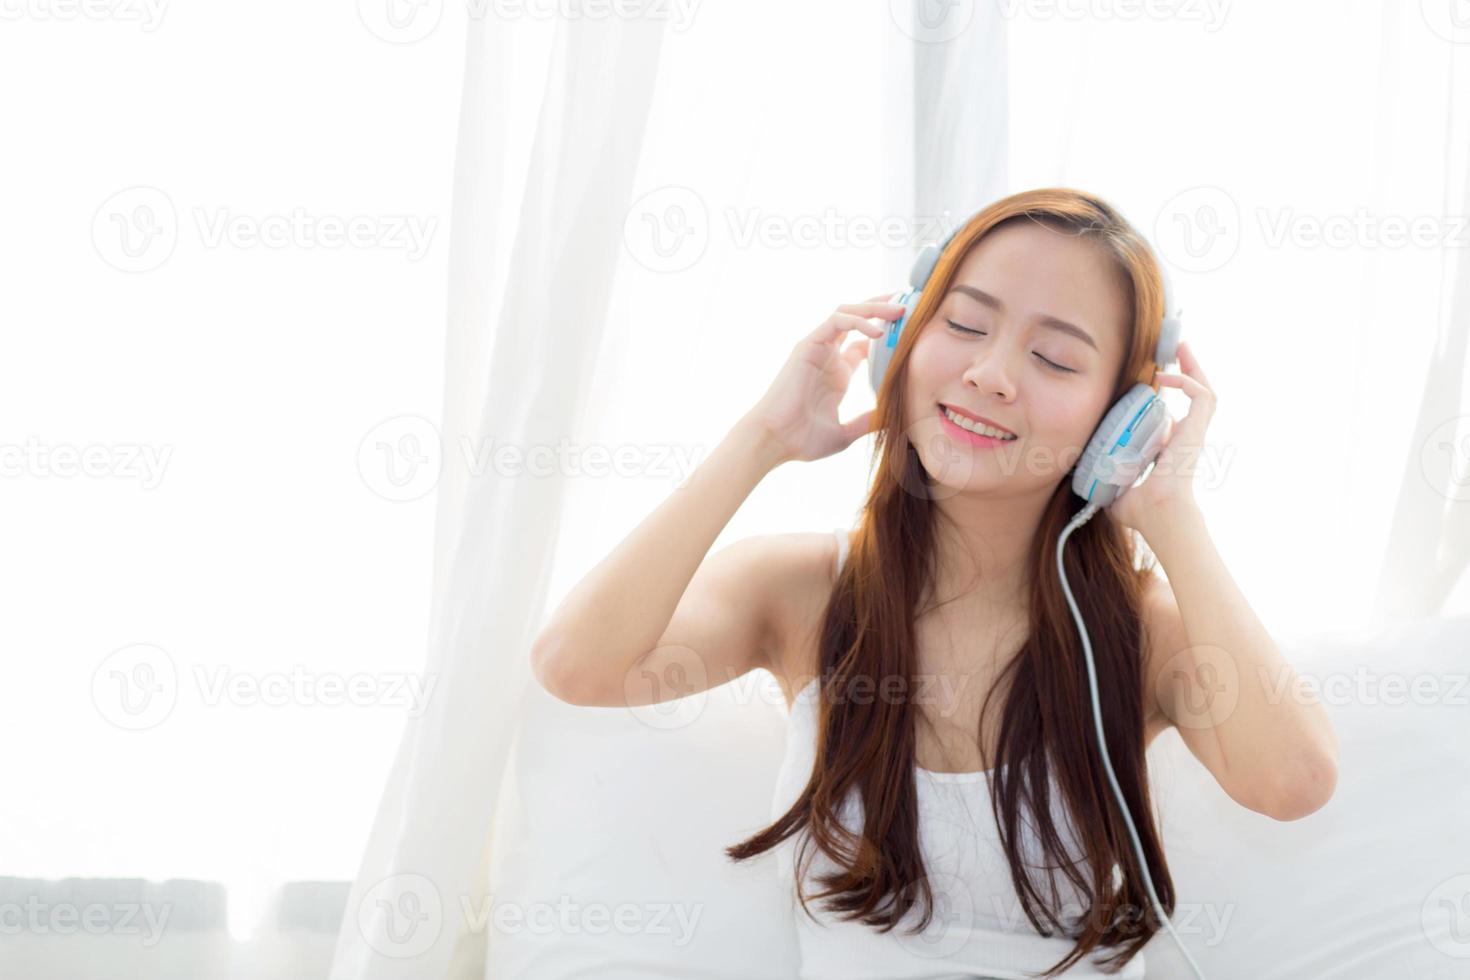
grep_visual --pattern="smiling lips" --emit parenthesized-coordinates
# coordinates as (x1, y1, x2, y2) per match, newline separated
(938, 404, 1018, 445)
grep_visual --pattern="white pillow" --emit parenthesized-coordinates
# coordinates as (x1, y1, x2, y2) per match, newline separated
(494, 615, 1470, 979)
(1139, 614, 1470, 978)
(487, 672, 799, 979)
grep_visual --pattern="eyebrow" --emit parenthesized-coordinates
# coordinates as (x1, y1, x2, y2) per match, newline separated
(948, 284, 1099, 352)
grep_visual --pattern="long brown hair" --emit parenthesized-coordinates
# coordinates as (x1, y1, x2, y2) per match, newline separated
(727, 188, 1172, 976)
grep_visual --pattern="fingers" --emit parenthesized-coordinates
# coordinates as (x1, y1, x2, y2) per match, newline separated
(840, 408, 877, 443)
(1157, 371, 1214, 406)
(807, 311, 888, 343)
(837, 300, 906, 319)
(1179, 340, 1213, 389)
(841, 337, 870, 367)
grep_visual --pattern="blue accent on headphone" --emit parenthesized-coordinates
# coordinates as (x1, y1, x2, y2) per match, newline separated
(867, 205, 1184, 510)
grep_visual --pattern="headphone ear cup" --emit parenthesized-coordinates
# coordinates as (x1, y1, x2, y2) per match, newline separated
(868, 240, 949, 396)
(1071, 384, 1168, 507)
(868, 288, 921, 396)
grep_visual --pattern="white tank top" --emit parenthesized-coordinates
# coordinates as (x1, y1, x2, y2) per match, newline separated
(768, 527, 1146, 980)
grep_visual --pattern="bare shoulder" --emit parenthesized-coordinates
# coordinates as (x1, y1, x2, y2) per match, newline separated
(750, 529, 849, 706)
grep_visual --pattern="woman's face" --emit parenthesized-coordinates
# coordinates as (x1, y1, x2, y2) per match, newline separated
(901, 219, 1132, 498)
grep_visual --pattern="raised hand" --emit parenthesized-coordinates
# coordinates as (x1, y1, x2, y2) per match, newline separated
(746, 294, 905, 464)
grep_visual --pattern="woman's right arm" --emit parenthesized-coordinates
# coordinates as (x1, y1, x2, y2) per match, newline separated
(529, 296, 905, 708)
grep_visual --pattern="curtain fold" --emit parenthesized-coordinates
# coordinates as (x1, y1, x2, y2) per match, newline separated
(328, 12, 669, 980)
(1375, 42, 1470, 620)
(879, 0, 1010, 283)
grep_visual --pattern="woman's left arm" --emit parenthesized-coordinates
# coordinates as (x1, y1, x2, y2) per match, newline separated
(1139, 501, 1340, 821)
(1110, 340, 1340, 822)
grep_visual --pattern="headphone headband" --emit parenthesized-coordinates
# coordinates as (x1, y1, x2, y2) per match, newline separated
(1154, 258, 1182, 371)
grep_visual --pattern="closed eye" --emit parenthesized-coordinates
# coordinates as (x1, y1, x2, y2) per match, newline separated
(945, 320, 1077, 374)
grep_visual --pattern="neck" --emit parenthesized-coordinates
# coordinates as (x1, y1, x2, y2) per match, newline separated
(926, 490, 1049, 612)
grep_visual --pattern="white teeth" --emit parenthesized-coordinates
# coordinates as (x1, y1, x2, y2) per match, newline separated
(944, 407, 1016, 440)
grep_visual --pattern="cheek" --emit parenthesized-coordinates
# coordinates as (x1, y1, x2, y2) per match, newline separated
(906, 333, 947, 384)
(900, 336, 945, 409)
(1034, 396, 1109, 447)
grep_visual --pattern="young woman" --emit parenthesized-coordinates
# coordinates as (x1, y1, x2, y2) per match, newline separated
(531, 188, 1338, 979)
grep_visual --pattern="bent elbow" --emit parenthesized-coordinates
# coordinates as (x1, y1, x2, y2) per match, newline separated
(530, 633, 584, 705)
(1265, 755, 1339, 822)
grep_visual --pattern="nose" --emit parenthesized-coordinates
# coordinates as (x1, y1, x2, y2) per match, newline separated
(961, 341, 1019, 402)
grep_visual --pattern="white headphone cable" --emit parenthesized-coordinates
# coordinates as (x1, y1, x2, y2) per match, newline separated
(1056, 501, 1207, 980)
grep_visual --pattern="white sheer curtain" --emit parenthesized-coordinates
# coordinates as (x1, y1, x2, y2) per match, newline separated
(327, 12, 669, 980)
(332, 4, 1470, 979)
(1375, 22, 1470, 620)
